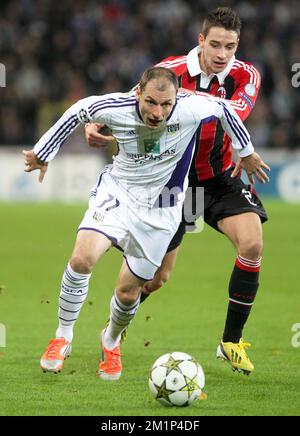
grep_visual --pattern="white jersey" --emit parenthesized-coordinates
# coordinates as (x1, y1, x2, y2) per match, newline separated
(34, 91, 254, 207)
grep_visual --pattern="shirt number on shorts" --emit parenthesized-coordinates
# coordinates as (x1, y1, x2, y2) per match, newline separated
(242, 188, 257, 207)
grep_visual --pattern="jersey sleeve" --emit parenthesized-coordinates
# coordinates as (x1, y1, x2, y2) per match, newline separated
(214, 99, 254, 157)
(33, 95, 116, 162)
(155, 56, 179, 67)
(226, 64, 261, 121)
(154, 55, 188, 76)
(187, 94, 254, 158)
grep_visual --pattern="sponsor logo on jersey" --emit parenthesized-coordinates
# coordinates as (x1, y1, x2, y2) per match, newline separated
(127, 148, 176, 163)
(127, 153, 163, 162)
(167, 123, 180, 133)
(144, 139, 160, 154)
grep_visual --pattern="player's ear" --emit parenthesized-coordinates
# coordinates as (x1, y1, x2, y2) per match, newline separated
(136, 85, 141, 101)
(198, 33, 205, 48)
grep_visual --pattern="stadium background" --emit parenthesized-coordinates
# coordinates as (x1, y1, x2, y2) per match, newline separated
(0, 0, 300, 416)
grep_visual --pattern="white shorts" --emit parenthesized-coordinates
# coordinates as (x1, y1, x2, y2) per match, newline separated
(78, 169, 182, 280)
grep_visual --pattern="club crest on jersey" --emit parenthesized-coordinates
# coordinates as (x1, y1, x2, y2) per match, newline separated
(93, 211, 105, 222)
(216, 86, 227, 99)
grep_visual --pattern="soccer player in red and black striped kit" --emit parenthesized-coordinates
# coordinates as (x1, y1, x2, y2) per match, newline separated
(85, 7, 269, 375)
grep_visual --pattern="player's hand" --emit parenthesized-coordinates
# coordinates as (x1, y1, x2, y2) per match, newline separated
(84, 123, 115, 148)
(22, 149, 48, 183)
(231, 152, 270, 184)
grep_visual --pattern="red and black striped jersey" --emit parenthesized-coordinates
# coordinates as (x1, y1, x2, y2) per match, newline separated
(156, 46, 261, 181)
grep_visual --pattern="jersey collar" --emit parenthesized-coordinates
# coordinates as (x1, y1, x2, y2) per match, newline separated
(186, 45, 235, 85)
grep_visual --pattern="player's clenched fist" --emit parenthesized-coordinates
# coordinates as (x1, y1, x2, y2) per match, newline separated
(22, 149, 48, 183)
(84, 123, 115, 148)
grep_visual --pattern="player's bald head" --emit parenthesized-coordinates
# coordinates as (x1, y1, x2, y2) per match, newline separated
(139, 67, 179, 94)
(136, 67, 178, 129)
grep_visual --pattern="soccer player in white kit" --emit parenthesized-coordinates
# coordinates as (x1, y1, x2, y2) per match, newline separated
(23, 67, 267, 380)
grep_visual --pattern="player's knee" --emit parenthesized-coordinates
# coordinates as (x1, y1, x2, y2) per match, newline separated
(119, 295, 137, 306)
(70, 254, 95, 274)
(239, 238, 263, 260)
(116, 287, 141, 306)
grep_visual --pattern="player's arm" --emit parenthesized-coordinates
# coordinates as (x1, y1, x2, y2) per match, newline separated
(213, 99, 270, 184)
(226, 65, 261, 122)
(84, 56, 185, 148)
(23, 95, 111, 182)
(84, 123, 116, 149)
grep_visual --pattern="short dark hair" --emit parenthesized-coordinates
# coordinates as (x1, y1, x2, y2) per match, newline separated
(202, 7, 242, 37)
(139, 67, 179, 93)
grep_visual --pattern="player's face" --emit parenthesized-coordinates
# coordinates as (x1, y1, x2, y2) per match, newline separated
(136, 80, 177, 129)
(198, 26, 239, 75)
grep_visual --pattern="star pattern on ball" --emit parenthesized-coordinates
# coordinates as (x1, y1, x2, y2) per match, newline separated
(162, 356, 184, 375)
(155, 380, 174, 400)
(181, 375, 199, 396)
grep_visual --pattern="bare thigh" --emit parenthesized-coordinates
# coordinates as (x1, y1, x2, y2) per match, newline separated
(217, 213, 263, 260)
(70, 229, 113, 274)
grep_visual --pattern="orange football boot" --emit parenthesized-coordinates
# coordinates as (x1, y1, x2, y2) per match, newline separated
(40, 338, 72, 373)
(98, 332, 122, 381)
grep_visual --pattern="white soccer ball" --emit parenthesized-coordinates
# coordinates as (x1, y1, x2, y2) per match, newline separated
(148, 352, 205, 407)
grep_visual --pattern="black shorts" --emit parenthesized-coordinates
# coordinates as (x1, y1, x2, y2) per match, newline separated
(167, 167, 268, 252)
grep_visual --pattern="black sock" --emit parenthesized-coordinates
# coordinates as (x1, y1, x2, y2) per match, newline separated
(222, 255, 261, 343)
(140, 291, 150, 303)
(223, 309, 249, 343)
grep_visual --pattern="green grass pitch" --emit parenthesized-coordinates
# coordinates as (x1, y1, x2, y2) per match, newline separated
(0, 200, 299, 416)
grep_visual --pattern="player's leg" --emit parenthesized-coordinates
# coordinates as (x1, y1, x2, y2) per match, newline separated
(217, 212, 263, 374)
(99, 260, 146, 380)
(40, 230, 112, 373)
(141, 246, 180, 301)
(110, 247, 179, 346)
(115, 224, 184, 345)
(140, 220, 186, 302)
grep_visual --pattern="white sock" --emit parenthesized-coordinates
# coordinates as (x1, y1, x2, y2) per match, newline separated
(103, 292, 141, 350)
(56, 263, 91, 342)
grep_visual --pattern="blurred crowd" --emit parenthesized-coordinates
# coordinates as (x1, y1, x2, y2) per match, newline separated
(0, 0, 299, 149)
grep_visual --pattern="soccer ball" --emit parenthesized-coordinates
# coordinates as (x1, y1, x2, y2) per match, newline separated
(148, 352, 205, 407)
